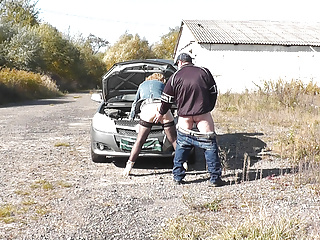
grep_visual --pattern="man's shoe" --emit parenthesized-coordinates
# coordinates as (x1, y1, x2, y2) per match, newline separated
(208, 178, 227, 187)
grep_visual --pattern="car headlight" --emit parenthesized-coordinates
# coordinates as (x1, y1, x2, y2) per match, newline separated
(92, 113, 117, 133)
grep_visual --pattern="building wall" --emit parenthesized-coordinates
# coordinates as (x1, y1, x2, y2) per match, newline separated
(175, 29, 320, 93)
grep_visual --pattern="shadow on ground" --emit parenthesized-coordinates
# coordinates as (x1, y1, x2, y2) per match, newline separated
(111, 156, 173, 170)
(104, 132, 292, 183)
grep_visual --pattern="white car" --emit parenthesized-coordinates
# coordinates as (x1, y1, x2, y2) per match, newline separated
(90, 59, 177, 162)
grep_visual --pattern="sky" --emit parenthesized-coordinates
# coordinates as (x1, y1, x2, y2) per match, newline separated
(36, 0, 319, 45)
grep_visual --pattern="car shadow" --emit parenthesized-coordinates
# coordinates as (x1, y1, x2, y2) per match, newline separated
(108, 132, 293, 183)
(112, 156, 174, 170)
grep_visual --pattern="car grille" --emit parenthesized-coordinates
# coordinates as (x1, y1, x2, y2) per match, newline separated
(115, 119, 164, 137)
(117, 128, 163, 136)
(117, 129, 136, 136)
(115, 119, 138, 127)
(114, 120, 166, 151)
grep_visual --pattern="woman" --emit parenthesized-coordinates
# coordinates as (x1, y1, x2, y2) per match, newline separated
(123, 73, 177, 177)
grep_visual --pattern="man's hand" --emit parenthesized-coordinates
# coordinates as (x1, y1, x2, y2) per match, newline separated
(153, 112, 163, 123)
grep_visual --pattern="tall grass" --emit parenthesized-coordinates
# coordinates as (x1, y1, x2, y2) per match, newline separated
(217, 79, 320, 162)
(217, 79, 320, 189)
(214, 214, 307, 240)
(0, 68, 62, 104)
(158, 214, 307, 240)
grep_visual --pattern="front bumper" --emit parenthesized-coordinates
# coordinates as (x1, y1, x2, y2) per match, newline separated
(90, 125, 175, 158)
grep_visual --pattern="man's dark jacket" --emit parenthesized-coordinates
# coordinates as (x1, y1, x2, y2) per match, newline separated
(159, 63, 217, 116)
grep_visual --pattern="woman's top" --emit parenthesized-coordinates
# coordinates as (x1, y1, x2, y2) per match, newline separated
(129, 80, 164, 120)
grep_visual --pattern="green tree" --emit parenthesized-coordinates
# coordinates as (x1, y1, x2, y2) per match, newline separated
(71, 34, 107, 88)
(0, 0, 39, 27)
(0, 0, 41, 70)
(103, 32, 155, 70)
(0, 21, 9, 43)
(2, 25, 44, 71)
(35, 23, 82, 90)
(0, 22, 11, 66)
(152, 27, 179, 59)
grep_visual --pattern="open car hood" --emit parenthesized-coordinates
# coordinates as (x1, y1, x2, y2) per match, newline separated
(102, 59, 176, 102)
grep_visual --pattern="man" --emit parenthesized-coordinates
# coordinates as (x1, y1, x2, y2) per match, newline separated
(153, 53, 225, 187)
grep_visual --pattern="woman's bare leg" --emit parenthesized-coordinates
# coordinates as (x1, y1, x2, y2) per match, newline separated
(128, 125, 151, 162)
(123, 125, 151, 176)
(164, 125, 177, 150)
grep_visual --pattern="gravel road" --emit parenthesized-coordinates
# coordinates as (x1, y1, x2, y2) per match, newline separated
(1, 92, 320, 239)
(0, 92, 213, 239)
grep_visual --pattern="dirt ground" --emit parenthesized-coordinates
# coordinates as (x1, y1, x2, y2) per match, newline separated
(0, 92, 319, 239)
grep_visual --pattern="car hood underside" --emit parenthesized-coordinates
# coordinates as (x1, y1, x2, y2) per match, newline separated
(102, 59, 176, 101)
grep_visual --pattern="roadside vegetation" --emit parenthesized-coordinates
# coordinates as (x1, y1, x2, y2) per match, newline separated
(0, 68, 62, 104)
(217, 79, 320, 163)
(0, 0, 179, 105)
(158, 79, 320, 239)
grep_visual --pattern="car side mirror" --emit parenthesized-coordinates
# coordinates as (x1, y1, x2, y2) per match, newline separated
(91, 93, 103, 102)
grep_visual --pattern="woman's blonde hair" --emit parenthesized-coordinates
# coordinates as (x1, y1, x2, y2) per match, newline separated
(145, 73, 165, 83)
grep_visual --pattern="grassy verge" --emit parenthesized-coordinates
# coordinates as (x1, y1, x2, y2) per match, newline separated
(216, 79, 320, 162)
(0, 68, 63, 105)
(158, 214, 307, 240)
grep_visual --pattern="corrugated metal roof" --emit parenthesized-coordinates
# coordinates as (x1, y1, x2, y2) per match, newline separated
(183, 20, 320, 46)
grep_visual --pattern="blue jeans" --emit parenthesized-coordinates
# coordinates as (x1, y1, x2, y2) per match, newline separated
(173, 131, 221, 183)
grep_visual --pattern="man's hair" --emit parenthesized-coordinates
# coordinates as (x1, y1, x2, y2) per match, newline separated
(145, 73, 165, 83)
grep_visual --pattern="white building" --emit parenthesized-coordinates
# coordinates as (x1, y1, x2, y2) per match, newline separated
(174, 20, 320, 93)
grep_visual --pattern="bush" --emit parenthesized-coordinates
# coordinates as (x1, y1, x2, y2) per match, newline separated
(2, 25, 44, 71)
(0, 68, 61, 104)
